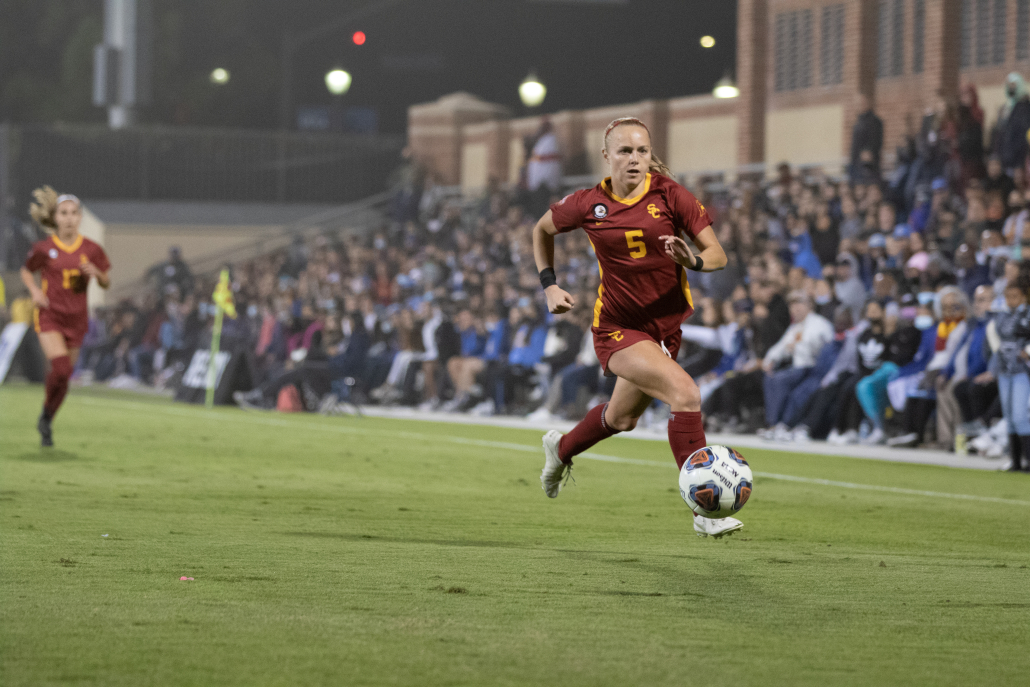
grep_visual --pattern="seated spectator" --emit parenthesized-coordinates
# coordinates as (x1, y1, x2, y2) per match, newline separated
(888, 286, 970, 447)
(771, 306, 853, 442)
(442, 308, 487, 411)
(759, 291, 834, 437)
(935, 285, 996, 449)
(853, 302, 925, 444)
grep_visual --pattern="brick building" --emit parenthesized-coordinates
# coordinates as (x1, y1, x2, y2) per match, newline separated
(409, 0, 1029, 189)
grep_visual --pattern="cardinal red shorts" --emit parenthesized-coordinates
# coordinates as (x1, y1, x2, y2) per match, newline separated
(591, 325, 682, 377)
(35, 308, 88, 348)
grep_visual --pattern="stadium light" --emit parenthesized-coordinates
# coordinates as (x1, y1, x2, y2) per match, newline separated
(209, 68, 230, 85)
(325, 68, 352, 96)
(713, 74, 740, 99)
(519, 72, 547, 108)
(700, 35, 716, 48)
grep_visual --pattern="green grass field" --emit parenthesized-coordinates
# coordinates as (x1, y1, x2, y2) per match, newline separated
(1, 384, 1029, 686)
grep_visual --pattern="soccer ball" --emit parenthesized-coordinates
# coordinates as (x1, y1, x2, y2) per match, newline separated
(679, 445, 753, 518)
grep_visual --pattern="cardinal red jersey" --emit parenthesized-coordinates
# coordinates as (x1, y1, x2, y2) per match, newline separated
(25, 235, 110, 345)
(550, 173, 712, 338)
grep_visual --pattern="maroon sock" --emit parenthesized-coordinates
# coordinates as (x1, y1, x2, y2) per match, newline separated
(44, 355, 72, 420)
(668, 411, 706, 470)
(558, 403, 619, 463)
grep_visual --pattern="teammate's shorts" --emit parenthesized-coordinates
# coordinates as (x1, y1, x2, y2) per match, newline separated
(34, 308, 88, 349)
(591, 324, 682, 377)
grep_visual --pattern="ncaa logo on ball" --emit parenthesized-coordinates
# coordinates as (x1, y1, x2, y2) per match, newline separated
(49, 249, 59, 259)
(592, 203, 608, 219)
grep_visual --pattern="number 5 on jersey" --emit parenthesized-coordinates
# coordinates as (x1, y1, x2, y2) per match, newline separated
(625, 230, 647, 259)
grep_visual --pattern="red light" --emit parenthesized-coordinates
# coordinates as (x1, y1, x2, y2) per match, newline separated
(352, 31, 366, 46)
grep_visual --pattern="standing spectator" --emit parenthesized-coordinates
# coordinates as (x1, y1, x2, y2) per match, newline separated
(993, 73, 1030, 175)
(524, 119, 562, 217)
(850, 94, 884, 183)
(957, 84, 987, 185)
(148, 247, 194, 297)
(991, 278, 1030, 471)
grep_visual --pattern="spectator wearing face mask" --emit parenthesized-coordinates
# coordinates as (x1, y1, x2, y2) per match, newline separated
(834, 253, 866, 321)
(992, 72, 1030, 174)
(853, 303, 925, 444)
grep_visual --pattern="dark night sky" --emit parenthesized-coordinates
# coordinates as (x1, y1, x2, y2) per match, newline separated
(293, 0, 738, 132)
(0, 0, 737, 133)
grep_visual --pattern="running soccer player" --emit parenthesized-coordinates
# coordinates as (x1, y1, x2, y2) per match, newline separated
(20, 187, 111, 447)
(533, 117, 741, 538)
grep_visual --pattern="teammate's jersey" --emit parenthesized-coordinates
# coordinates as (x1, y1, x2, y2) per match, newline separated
(549, 172, 713, 335)
(24, 235, 110, 317)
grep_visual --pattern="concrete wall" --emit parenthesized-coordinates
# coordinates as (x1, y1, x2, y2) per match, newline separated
(765, 104, 846, 168)
(79, 207, 106, 310)
(103, 224, 282, 296)
(460, 142, 490, 192)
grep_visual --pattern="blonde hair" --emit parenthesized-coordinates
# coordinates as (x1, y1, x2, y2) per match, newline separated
(602, 117, 672, 177)
(29, 186, 59, 231)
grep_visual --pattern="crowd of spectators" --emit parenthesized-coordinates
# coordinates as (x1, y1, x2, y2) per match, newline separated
(7, 78, 1030, 469)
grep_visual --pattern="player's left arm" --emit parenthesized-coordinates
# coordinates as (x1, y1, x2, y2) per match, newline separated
(82, 248, 111, 289)
(660, 226, 726, 272)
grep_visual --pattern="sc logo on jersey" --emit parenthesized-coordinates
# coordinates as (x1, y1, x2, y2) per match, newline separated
(647, 204, 662, 219)
(592, 203, 608, 219)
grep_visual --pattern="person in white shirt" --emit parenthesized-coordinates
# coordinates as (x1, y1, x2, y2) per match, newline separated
(760, 290, 834, 432)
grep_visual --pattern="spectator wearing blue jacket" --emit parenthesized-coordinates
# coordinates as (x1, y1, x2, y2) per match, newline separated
(935, 285, 996, 447)
(786, 215, 824, 278)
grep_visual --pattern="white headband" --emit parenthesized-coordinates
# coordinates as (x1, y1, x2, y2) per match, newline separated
(56, 194, 80, 207)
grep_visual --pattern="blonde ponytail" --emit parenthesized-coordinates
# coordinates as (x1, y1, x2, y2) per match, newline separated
(648, 153, 672, 178)
(29, 185, 59, 231)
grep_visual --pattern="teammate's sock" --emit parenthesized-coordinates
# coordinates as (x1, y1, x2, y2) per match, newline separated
(558, 403, 619, 463)
(668, 411, 706, 470)
(44, 355, 72, 420)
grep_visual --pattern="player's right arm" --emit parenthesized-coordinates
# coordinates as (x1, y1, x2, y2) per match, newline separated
(533, 210, 575, 315)
(20, 250, 48, 309)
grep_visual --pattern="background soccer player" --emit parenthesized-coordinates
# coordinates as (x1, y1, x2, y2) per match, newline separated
(532, 117, 741, 538)
(20, 187, 111, 447)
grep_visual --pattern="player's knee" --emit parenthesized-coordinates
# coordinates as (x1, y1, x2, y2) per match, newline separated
(50, 355, 73, 381)
(608, 413, 638, 432)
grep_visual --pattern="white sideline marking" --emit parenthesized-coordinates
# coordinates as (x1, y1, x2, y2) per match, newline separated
(74, 396, 1030, 507)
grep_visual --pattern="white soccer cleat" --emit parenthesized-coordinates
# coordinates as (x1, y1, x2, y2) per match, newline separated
(540, 430, 572, 498)
(693, 514, 743, 539)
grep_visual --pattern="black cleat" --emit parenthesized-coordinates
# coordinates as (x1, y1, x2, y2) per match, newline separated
(38, 411, 53, 447)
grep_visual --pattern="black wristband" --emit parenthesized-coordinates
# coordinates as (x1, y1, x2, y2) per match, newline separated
(539, 267, 558, 289)
(688, 255, 704, 272)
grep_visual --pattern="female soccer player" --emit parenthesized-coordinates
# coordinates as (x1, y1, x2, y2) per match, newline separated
(532, 117, 740, 538)
(19, 187, 111, 446)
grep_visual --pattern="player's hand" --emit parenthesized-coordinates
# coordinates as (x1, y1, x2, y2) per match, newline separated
(544, 285, 575, 314)
(81, 261, 102, 278)
(31, 288, 49, 309)
(659, 235, 696, 268)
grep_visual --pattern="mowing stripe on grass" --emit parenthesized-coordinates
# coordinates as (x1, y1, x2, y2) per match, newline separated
(74, 395, 1030, 507)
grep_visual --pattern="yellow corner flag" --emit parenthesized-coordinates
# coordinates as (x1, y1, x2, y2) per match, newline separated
(212, 269, 237, 319)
